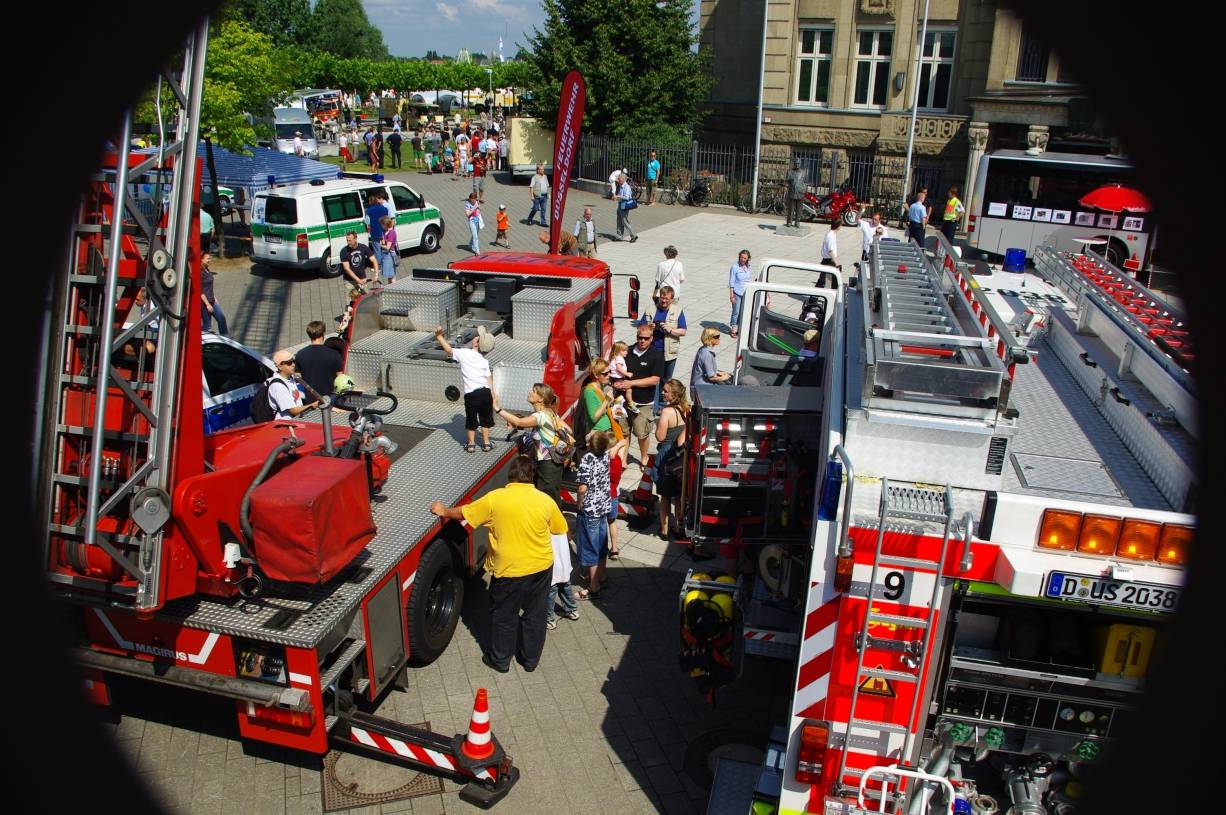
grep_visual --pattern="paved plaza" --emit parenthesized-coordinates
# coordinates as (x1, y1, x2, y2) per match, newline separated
(104, 170, 865, 814)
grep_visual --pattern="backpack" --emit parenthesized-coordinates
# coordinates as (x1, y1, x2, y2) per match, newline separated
(250, 376, 288, 424)
(541, 412, 577, 467)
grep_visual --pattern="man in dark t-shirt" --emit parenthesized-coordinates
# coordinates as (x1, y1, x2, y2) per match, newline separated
(339, 232, 375, 291)
(295, 320, 343, 398)
(387, 130, 403, 169)
(613, 324, 665, 467)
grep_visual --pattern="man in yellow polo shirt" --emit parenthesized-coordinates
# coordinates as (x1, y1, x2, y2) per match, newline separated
(430, 455, 566, 673)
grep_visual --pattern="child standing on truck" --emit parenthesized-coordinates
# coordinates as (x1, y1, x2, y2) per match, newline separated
(494, 204, 510, 248)
(434, 324, 497, 452)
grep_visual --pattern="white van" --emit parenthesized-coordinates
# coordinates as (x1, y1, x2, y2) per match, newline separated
(250, 175, 444, 276)
(273, 107, 319, 158)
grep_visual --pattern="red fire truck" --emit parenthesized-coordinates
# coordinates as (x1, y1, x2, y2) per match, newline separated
(681, 238, 1195, 815)
(38, 46, 635, 805)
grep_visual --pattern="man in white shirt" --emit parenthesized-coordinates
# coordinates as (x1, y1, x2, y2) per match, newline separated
(292, 132, 305, 157)
(820, 220, 842, 269)
(608, 167, 626, 198)
(434, 325, 498, 452)
(268, 351, 318, 419)
(654, 245, 685, 301)
(859, 210, 889, 261)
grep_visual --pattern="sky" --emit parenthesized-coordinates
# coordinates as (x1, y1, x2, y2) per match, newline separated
(361, 0, 545, 59)
(361, 0, 699, 60)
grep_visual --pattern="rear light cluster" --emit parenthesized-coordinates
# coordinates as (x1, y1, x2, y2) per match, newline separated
(296, 232, 309, 249)
(1037, 509, 1191, 565)
(795, 720, 829, 785)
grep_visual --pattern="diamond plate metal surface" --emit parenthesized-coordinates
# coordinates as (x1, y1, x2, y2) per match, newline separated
(381, 278, 460, 332)
(1002, 329, 1171, 509)
(1011, 454, 1121, 497)
(511, 278, 602, 342)
(162, 401, 515, 648)
(844, 411, 1008, 492)
(349, 330, 430, 391)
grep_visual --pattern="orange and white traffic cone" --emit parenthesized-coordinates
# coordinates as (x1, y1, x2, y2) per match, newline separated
(461, 688, 495, 761)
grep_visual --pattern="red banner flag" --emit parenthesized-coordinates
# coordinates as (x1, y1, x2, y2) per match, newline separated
(549, 70, 586, 254)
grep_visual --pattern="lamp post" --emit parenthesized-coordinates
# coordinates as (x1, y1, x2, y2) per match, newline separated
(751, 0, 769, 213)
(901, 0, 931, 219)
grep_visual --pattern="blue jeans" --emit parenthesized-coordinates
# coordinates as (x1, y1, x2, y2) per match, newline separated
(527, 194, 548, 226)
(468, 217, 480, 253)
(576, 512, 608, 567)
(202, 298, 228, 335)
(653, 356, 677, 414)
(373, 244, 395, 281)
(730, 293, 744, 332)
(546, 582, 577, 622)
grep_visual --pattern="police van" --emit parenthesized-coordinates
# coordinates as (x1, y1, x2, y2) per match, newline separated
(250, 174, 444, 277)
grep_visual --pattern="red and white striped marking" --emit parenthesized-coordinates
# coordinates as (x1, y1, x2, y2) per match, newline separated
(792, 588, 841, 721)
(349, 727, 494, 781)
(401, 569, 417, 592)
(744, 628, 799, 645)
(463, 691, 494, 758)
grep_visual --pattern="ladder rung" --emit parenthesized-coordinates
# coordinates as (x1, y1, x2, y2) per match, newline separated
(868, 612, 929, 630)
(69, 274, 145, 286)
(353, 678, 370, 696)
(877, 554, 941, 570)
(848, 717, 910, 734)
(57, 424, 149, 443)
(325, 714, 339, 732)
(48, 524, 141, 546)
(52, 473, 123, 487)
(63, 374, 154, 390)
(864, 666, 920, 684)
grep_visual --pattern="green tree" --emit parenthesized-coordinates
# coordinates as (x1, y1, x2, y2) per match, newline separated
(204, 20, 292, 149)
(218, 0, 311, 49)
(305, 0, 389, 61)
(525, 0, 710, 137)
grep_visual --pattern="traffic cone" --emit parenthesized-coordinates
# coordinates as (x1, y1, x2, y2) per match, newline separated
(461, 688, 495, 760)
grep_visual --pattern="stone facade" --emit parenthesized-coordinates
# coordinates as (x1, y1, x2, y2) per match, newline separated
(699, 0, 1102, 216)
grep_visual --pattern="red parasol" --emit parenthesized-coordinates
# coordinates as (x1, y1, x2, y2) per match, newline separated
(1078, 184, 1152, 213)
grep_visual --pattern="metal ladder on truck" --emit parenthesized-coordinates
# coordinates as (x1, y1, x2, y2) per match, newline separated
(40, 21, 208, 613)
(872, 240, 958, 335)
(835, 479, 954, 810)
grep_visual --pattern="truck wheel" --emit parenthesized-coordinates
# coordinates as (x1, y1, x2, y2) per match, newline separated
(319, 249, 341, 278)
(420, 226, 441, 254)
(406, 542, 464, 665)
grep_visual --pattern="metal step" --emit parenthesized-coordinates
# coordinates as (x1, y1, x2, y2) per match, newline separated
(883, 485, 948, 523)
(325, 714, 339, 732)
(63, 374, 154, 391)
(876, 554, 942, 571)
(868, 612, 929, 630)
(354, 678, 370, 696)
(863, 666, 920, 684)
(48, 523, 140, 547)
(319, 639, 367, 690)
(57, 424, 149, 443)
(847, 717, 910, 735)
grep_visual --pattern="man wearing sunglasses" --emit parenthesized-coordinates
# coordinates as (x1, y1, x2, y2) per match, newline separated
(269, 351, 320, 419)
(612, 327, 664, 467)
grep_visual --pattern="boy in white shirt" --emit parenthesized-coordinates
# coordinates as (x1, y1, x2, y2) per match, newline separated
(820, 220, 842, 269)
(434, 324, 498, 452)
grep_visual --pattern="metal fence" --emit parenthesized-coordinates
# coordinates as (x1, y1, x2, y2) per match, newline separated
(576, 133, 957, 215)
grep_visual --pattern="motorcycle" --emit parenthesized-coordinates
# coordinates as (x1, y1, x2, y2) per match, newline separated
(802, 181, 860, 226)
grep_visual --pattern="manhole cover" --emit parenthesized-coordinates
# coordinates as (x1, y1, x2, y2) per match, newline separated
(683, 727, 767, 790)
(321, 722, 445, 812)
(1012, 453, 1121, 497)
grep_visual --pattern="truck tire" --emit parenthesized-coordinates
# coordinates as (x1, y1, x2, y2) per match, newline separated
(420, 225, 441, 254)
(319, 249, 341, 278)
(406, 542, 464, 665)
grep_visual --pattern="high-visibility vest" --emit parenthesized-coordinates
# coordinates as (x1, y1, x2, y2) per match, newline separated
(944, 197, 963, 221)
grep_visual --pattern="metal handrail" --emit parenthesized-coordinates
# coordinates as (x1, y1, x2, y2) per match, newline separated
(832, 444, 854, 558)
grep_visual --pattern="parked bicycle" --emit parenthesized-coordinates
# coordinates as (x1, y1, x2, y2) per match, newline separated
(658, 174, 711, 207)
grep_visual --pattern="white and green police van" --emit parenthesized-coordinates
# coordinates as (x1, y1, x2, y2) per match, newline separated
(250, 174, 444, 277)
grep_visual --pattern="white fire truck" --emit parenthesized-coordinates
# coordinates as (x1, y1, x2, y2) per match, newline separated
(682, 234, 1195, 815)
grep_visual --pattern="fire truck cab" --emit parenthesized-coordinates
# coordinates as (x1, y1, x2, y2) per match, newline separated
(683, 238, 1195, 815)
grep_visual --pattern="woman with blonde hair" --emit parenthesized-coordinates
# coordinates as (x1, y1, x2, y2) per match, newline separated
(652, 379, 690, 539)
(583, 359, 625, 443)
(690, 326, 731, 400)
(494, 382, 570, 504)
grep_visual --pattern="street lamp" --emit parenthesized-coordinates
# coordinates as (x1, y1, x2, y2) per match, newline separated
(902, 0, 931, 218)
(484, 68, 493, 99)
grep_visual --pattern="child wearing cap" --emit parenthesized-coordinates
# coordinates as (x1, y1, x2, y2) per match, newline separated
(494, 204, 509, 248)
(434, 324, 498, 452)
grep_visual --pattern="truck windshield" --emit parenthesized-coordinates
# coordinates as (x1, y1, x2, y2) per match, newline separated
(275, 124, 309, 140)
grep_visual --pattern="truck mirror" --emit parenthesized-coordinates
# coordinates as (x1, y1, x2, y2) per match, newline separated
(628, 289, 640, 321)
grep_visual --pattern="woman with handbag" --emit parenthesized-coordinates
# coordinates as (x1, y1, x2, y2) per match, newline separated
(615, 172, 639, 243)
(652, 379, 689, 540)
(494, 383, 571, 505)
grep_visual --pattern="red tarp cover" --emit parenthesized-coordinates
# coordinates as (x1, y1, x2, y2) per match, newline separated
(248, 456, 376, 584)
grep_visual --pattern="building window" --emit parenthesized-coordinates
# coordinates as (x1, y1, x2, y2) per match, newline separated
(796, 28, 834, 105)
(917, 29, 956, 110)
(1016, 24, 1049, 82)
(853, 29, 893, 108)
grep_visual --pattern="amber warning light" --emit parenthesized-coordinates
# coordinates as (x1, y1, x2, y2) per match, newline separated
(1037, 509, 1190, 566)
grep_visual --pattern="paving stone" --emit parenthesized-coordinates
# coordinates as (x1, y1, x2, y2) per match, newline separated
(632, 737, 670, 768)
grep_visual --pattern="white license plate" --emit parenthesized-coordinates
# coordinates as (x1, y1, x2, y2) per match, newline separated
(264, 234, 282, 243)
(1044, 571, 1179, 612)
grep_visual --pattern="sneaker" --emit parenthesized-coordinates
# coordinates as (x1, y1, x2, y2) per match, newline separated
(630, 235, 638, 243)
(546, 618, 558, 630)
(564, 610, 580, 621)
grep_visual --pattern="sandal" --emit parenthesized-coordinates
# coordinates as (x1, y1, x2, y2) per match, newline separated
(465, 443, 476, 453)
(607, 550, 620, 560)
(481, 442, 495, 452)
